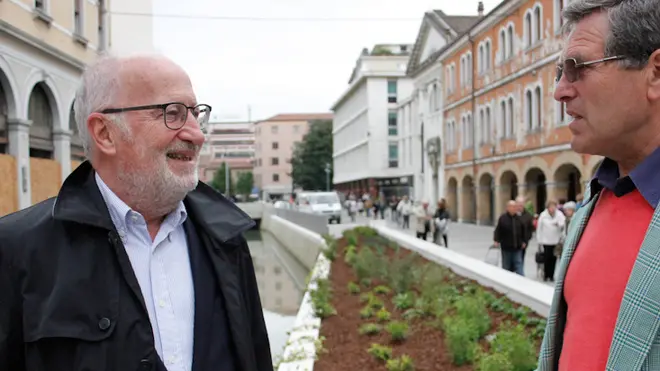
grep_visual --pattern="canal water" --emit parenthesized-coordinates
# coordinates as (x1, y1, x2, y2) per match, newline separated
(244, 230, 309, 360)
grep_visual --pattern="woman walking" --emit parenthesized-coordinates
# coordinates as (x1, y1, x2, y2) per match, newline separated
(536, 200, 566, 282)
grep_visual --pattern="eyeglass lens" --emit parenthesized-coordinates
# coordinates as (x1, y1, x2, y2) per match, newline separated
(164, 103, 211, 130)
(556, 59, 578, 83)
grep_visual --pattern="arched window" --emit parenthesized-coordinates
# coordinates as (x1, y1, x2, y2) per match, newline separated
(28, 83, 54, 159)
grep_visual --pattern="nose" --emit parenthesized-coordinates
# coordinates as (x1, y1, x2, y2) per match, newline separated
(553, 75, 576, 103)
(177, 115, 206, 146)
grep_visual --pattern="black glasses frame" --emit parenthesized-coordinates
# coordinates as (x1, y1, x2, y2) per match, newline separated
(100, 102, 212, 130)
(556, 55, 626, 83)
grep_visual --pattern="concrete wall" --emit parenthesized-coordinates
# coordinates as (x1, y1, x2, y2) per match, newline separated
(264, 205, 329, 236)
(261, 211, 325, 271)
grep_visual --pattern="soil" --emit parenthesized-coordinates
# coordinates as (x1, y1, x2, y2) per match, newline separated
(313, 233, 542, 371)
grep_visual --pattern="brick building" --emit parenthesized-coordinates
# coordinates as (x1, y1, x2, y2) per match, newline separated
(436, 0, 602, 224)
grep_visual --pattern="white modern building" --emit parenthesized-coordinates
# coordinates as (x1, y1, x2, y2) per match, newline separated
(398, 9, 480, 205)
(331, 44, 414, 199)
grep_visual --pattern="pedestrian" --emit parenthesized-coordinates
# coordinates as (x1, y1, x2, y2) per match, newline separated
(493, 200, 528, 275)
(538, 0, 660, 369)
(0, 53, 272, 371)
(433, 198, 450, 247)
(535, 200, 566, 282)
(397, 195, 412, 229)
(515, 195, 535, 274)
(413, 201, 432, 240)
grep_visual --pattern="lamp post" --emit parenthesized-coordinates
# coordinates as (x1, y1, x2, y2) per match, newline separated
(324, 163, 331, 191)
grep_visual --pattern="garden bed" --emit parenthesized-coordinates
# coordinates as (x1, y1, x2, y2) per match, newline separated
(310, 226, 546, 371)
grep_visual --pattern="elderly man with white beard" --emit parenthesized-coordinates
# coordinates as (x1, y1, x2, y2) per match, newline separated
(0, 54, 273, 371)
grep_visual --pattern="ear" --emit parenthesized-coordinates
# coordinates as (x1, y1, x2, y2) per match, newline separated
(647, 49, 660, 101)
(87, 113, 118, 156)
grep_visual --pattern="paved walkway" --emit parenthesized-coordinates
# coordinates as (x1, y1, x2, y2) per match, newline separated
(331, 211, 551, 286)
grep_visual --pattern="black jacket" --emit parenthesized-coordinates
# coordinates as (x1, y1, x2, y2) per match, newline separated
(0, 161, 273, 371)
(493, 212, 527, 251)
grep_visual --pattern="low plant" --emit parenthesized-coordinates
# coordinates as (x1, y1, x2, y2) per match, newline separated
(477, 352, 514, 371)
(344, 245, 357, 265)
(321, 234, 337, 261)
(368, 295, 385, 310)
(347, 281, 361, 295)
(443, 315, 479, 365)
(489, 323, 537, 371)
(376, 307, 391, 322)
(353, 226, 379, 237)
(386, 320, 409, 342)
(359, 323, 382, 336)
(360, 306, 374, 319)
(393, 292, 415, 311)
(373, 285, 392, 295)
(386, 354, 415, 371)
(367, 343, 392, 362)
(309, 279, 336, 319)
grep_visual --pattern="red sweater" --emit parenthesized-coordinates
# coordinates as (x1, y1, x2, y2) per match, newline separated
(559, 188, 655, 370)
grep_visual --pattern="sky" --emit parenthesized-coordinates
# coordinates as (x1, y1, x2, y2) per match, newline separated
(147, 0, 504, 122)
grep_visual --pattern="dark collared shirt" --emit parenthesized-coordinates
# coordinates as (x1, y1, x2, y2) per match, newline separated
(590, 147, 660, 208)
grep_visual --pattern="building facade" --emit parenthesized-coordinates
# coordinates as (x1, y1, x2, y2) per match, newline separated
(400, 10, 480, 205)
(0, 0, 107, 217)
(198, 120, 255, 187)
(331, 44, 414, 199)
(435, 0, 600, 224)
(253, 113, 333, 200)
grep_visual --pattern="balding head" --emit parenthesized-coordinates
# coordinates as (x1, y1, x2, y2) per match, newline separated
(507, 200, 517, 215)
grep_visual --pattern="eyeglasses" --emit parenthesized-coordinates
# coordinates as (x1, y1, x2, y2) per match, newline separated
(556, 55, 625, 83)
(100, 102, 212, 131)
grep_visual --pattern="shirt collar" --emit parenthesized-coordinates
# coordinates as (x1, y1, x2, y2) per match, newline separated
(95, 172, 188, 232)
(590, 147, 660, 208)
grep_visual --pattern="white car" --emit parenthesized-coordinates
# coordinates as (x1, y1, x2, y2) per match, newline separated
(296, 191, 342, 224)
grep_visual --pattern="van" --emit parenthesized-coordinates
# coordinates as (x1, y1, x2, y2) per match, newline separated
(296, 191, 342, 224)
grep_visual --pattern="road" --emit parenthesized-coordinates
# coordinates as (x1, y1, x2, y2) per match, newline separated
(329, 210, 550, 285)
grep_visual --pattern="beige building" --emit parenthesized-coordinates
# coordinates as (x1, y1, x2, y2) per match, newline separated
(253, 113, 333, 199)
(198, 121, 255, 188)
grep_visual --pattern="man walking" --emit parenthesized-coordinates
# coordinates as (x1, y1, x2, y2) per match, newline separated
(493, 201, 527, 275)
(538, 0, 660, 369)
(0, 54, 272, 371)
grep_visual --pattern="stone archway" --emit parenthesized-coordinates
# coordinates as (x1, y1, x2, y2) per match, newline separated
(27, 82, 57, 159)
(461, 175, 477, 223)
(498, 170, 518, 217)
(0, 66, 15, 154)
(69, 101, 85, 161)
(478, 173, 495, 225)
(446, 177, 458, 221)
(554, 163, 582, 202)
(524, 167, 547, 215)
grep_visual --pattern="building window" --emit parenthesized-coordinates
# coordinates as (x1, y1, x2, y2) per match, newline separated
(271, 125, 278, 134)
(534, 6, 542, 42)
(272, 173, 279, 182)
(388, 111, 397, 135)
(535, 86, 543, 129)
(388, 143, 398, 168)
(387, 80, 397, 103)
(271, 157, 279, 165)
(272, 142, 278, 150)
(524, 11, 533, 48)
(507, 25, 514, 57)
(507, 97, 514, 136)
(525, 90, 534, 131)
(35, 0, 45, 10)
(98, 0, 106, 51)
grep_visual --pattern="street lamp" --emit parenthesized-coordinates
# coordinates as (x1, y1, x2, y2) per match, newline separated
(324, 163, 331, 191)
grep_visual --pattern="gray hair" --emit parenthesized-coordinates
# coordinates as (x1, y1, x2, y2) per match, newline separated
(561, 0, 660, 69)
(73, 53, 129, 159)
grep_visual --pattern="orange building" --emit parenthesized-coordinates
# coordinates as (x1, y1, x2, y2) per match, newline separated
(436, 0, 602, 224)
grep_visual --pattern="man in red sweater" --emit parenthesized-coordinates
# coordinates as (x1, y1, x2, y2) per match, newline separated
(537, 0, 660, 370)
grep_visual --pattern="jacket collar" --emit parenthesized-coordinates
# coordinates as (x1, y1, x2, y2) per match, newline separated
(52, 161, 255, 243)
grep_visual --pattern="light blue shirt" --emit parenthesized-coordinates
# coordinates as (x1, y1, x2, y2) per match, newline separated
(96, 173, 195, 371)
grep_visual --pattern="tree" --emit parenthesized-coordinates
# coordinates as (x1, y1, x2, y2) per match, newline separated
(210, 163, 233, 194)
(290, 119, 333, 191)
(236, 171, 254, 199)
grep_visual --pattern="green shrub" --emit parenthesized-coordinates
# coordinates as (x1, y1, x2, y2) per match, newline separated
(444, 316, 479, 365)
(359, 323, 382, 336)
(360, 306, 374, 319)
(386, 252, 419, 294)
(344, 245, 358, 265)
(373, 285, 392, 295)
(477, 353, 514, 371)
(386, 355, 415, 371)
(321, 234, 337, 261)
(309, 279, 336, 319)
(367, 343, 392, 362)
(489, 324, 537, 371)
(393, 292, 415, 311)
(347, 281, 361, 295)
(386, 321, 409, 342)
(376, 307, 391, 322)
(455, 296, 491, 338)
(354, 226, 379, 237)
(368, 295, 385, 310)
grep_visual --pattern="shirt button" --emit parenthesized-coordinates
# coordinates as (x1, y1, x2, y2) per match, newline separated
(139, 359, 152, 371)
(98, 317, 111, 331)
(158, 300, 166, 308)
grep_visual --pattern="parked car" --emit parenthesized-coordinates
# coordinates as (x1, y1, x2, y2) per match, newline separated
(296, 191, 342, 224)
